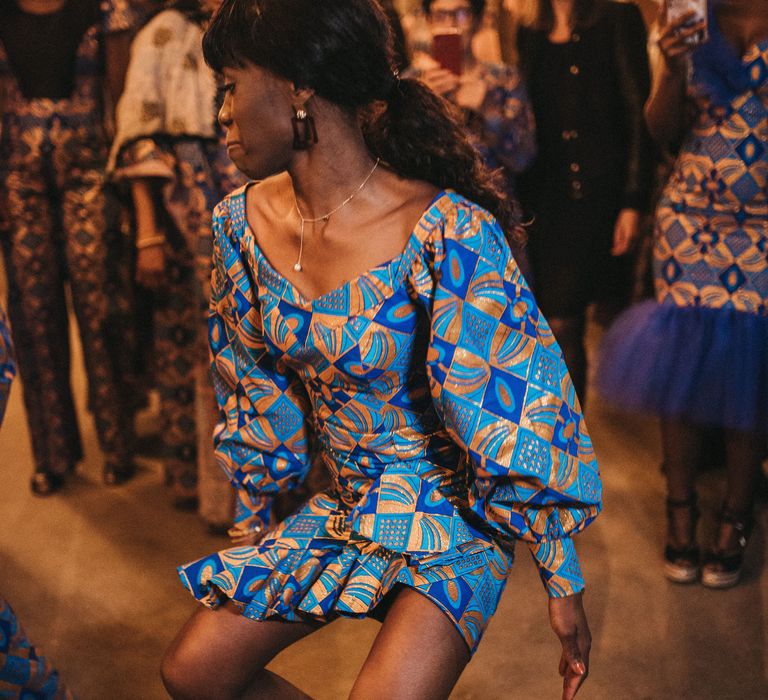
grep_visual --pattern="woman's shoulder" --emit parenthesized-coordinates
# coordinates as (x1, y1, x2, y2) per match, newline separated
(422, 191, 504, 254)
(213, 184, 251, 234)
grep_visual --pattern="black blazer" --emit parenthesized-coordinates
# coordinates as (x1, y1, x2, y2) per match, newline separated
(517, 1, 653, 210)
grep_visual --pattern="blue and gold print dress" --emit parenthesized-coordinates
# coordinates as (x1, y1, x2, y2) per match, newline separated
(179, 190, 602, 652)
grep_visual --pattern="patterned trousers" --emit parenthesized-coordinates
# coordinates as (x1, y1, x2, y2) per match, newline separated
(0, 106, 134, 476)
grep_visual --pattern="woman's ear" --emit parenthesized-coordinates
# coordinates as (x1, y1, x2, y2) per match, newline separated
(290, 85, 315, 106)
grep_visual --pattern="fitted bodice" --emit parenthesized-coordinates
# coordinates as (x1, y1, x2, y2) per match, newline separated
(240, 191, 467, 506)
(208, 187, 601, 595)
(663, 39, 768, 216)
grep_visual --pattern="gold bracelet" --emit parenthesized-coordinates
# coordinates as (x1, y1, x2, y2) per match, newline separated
(136, 235, 166, 250)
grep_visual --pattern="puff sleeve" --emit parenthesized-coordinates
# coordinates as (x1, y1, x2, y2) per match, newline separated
(209, 198, 314, 535)
(419, 197, 602, 597)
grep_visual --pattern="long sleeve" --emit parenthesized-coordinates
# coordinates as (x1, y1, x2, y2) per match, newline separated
(209, 197, 314, 532)
(612, 3, 653, 211)
(106, 10, 217, 175)
(420, 197, 601, 597)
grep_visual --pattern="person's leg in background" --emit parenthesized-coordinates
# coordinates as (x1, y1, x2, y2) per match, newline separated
(60, 127, 136, 484)
(0, 130, 82, 493)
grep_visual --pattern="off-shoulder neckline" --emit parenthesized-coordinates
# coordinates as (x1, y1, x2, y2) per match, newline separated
(234, 186, 453, 313)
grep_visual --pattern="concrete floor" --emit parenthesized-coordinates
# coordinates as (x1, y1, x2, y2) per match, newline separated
(1, 321, 767, 700)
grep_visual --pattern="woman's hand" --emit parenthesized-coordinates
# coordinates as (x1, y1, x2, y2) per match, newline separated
(420, 64, 460, 98)
(612, 208, 641, 256)
(455, 74, 488, 112)
(135, 241, 166, 289)
(227, 517, 266, 547)
(549, 592, 591, 700)
(657, 4, 706, 73)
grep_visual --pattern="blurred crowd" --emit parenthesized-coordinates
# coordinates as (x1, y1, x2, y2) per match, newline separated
(0, 0, 766, 695)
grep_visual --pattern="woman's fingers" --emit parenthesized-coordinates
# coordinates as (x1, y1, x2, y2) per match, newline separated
(560, 635, 588, 700)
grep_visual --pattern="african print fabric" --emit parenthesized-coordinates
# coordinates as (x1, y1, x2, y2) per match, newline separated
(0, 4, 139, 476)
(179, 190, 601, 653)
(654, 39, 768, 313)
(0, 305, 14, 426)
(110, 8, 245, 516)
(0, 597, 73, 700)
(597, 30, 768, 431)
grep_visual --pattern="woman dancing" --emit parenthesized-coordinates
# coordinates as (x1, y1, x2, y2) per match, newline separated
(163, 1, 601, 698)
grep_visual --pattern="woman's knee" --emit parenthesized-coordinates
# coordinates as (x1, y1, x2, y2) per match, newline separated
(160, 630, 245, 700)
(161, 638, 206, 700)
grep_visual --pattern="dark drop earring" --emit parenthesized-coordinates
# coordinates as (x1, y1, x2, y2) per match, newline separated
(291, 105, 318, 149)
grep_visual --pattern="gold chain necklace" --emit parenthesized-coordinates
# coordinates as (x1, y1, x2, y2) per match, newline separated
(293, 158, 381, 272)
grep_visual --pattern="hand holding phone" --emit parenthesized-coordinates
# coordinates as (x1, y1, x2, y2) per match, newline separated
(666, 0, 708, 46)
(432, 30, 463, 76)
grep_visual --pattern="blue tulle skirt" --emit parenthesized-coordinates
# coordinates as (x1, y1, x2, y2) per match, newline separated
(596, 300, 768, 433)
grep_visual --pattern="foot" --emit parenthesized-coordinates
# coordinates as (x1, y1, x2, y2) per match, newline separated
(664, 496, 700, 584)
(701, 508, 753, 589)
(30, 471, 65, 497)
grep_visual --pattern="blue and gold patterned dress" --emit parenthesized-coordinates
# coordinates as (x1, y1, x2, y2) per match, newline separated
(0, 309, 73, 698)
(598, 18, 768, 432)
(179, 189, 602, 653)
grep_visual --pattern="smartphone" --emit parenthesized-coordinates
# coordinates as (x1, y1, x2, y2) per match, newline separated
(432, 30, 463, 76)
(667, 0, 708, 46)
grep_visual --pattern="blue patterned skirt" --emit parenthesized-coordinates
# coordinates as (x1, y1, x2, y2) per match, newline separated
(178, 491, 513, 654)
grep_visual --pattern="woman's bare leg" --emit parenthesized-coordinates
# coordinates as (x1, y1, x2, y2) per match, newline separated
(161, 602, 322, 700)
(350, 587, 471, 700)
(661, 418, 704, 547)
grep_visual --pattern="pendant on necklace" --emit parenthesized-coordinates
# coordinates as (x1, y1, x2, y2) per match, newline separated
(293, 262, 302, 272)
(322, 215, 330, 223)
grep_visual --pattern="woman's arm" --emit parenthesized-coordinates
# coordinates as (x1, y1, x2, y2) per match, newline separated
(130, 177, 167, 290)
(644, 6, 706, 147)
(420, 201, 601, 697)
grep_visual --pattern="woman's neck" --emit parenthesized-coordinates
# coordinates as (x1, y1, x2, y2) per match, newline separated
(17, 0, 65, 14)
(548, 0, 575, 41)
(288, 122, 379, 222)
(552, 0, 575, 26)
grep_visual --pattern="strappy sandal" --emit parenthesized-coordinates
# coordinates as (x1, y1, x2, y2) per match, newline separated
(701, 507, 754, 589)
(664, 495, 700, 584)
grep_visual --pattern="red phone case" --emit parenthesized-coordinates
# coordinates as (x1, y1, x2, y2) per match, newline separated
(432, 31, 463, 76)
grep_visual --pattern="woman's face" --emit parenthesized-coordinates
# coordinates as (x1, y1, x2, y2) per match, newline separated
(427, 0, 480, 51)
(218, 64, 297, 180)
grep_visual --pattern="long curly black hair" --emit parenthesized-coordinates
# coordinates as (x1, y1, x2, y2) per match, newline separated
(203, 0, 520, 239)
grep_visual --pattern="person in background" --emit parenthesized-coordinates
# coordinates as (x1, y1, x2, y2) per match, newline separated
(514, 0, 653, 402)
(414, 0, 536, 203)
(0, 0, 144, 494)
(0, 306, 74, 699)
(108, 0, 244, 526)
(598, 0, 768, 588)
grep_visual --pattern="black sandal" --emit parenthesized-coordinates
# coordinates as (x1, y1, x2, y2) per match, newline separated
(664, 495, 700, 584)
(30, 471, 65, 497)
(701, 507, 753, 589)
